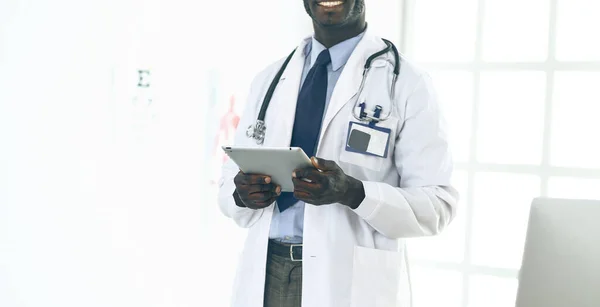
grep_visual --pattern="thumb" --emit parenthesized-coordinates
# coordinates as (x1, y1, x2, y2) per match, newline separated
(311, 157, 337, 171)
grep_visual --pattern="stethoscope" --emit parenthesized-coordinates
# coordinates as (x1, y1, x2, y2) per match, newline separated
(247, 38, 401, 145)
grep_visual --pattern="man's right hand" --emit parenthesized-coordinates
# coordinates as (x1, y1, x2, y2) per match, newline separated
(233, 172, 281, 210)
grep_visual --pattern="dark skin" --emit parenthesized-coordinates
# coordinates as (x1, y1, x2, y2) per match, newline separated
(292, 157, 364, 209)
(234, 157, 365, 210)
(303, 0, 367, 48)
(233, 173, 281, 210)
(233, 0, 368, 210)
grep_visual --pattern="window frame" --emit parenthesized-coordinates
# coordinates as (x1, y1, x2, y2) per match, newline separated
(399, 0, 600, 306)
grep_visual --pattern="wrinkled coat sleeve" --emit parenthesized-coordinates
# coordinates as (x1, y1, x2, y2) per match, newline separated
(353, 74, 459, 239)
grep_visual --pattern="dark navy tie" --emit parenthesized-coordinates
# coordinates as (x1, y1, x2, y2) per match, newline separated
(277, 49, 331, 212)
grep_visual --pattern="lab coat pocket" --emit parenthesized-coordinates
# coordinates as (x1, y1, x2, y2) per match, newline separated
(339, 148, 384, 172)
(350, 246, 402, 307)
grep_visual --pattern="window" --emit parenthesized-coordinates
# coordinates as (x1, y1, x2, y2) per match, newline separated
(402, 0, 600, 306)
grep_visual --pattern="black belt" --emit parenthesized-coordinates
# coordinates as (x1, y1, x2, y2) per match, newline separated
(268, 240, 303, 262)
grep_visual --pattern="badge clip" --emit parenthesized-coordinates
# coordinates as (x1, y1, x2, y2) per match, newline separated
(369, 105, 383, 127)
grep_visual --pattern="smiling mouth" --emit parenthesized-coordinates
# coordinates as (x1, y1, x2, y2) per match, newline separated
(317, 1, 344, 8)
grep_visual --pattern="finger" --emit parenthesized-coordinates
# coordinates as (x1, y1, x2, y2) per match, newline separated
(293, 187, 331, 206)
(293, 180, 326, 202)
(293, 168, 323, 181)
(246, 191, 277, 202)
(292, 178, 320, 193)
(254, 192, 279, 206)
(293, 176, 328, 197)
(293, 189, 315, 202)
(311, 157, 338, 171)
(247, 184, 281, 196)
(292, 177, 322, 190)
(235, 174, 271, 185)
(246, 197, 276, 209)
(245, 183, 275, 194)
(253, 197, 277, 209)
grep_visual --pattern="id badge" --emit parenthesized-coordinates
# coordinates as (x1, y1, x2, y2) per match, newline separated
(345, 122, 391, 158)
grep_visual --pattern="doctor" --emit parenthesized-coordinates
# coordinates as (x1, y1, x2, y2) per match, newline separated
(218, 0, 458, 306)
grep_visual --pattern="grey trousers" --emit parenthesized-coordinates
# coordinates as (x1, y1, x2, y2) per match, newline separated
(263, 251, 303, 307)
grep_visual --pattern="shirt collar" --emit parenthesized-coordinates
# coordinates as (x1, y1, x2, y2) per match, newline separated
(304, 31, 365, 72)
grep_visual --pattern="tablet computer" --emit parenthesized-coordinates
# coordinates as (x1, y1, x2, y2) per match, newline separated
(222, 146, 313, 192)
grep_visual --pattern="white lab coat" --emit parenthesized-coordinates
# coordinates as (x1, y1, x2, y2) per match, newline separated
(218, 28, 458, 307)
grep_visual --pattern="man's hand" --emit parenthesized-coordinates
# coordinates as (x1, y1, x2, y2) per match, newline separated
(292, 157, 365, 209)
(233, 172, 281, 210)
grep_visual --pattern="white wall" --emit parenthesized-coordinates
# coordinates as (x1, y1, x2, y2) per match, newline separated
(0, 0, 213, 306)
(1, 0, 129, 306)
(1, 1, 403, 306)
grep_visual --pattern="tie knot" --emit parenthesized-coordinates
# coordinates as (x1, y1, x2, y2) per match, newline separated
(315, 49, 331, 67)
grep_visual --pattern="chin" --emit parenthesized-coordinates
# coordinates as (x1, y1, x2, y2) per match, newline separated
(317, 19, 349, 28)
(306, 0, 363, 27)
(313, 11, 351, 27)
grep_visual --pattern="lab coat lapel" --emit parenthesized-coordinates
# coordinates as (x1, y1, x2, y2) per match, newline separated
(263, 38, 310, 147)
(319, 30, 387, 142)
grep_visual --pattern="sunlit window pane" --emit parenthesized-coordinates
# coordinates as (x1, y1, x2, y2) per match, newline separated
(550, 72, 600, 169)
(366, 1, 402, 42)
(477, 72, 546, 165)
(411, 267, 463, 307)
(471, 172, 541, 269)
(408, 171, 468, 263)
(468, 275, 518, 307)
(548, 177, 600, 200)
(556, 0, 600, 61)
(482, 0, 550, 62)
(430, 71, 474, 163)
(413, 0, 478, 62)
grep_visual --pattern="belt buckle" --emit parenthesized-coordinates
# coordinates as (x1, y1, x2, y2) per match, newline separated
(289, 244, 302, 262)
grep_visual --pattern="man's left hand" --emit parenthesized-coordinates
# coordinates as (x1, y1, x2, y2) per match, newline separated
(292, 157, 365, 209)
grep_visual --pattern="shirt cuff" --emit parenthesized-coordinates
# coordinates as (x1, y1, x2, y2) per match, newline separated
(352, 181, 382, 220)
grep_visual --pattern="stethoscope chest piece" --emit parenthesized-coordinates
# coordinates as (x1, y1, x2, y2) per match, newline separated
(247, 120, 266, 145)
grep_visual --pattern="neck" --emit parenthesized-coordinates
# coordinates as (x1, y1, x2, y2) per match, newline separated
(313, 19, 366, 48)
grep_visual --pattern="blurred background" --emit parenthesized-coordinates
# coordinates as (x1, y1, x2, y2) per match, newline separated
(1, 0, 599, 306)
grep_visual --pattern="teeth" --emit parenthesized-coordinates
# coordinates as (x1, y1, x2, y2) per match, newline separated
(319, 1, 343, 7)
